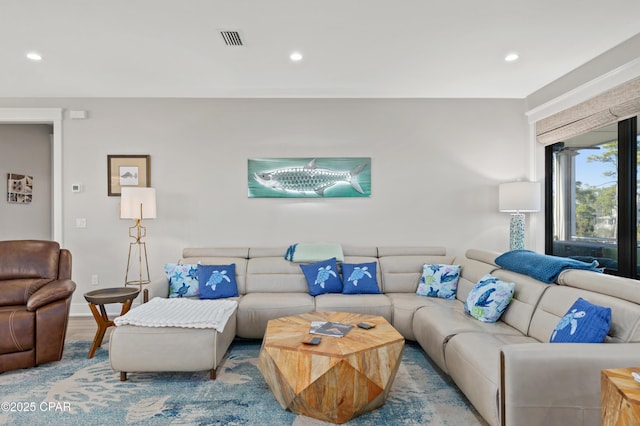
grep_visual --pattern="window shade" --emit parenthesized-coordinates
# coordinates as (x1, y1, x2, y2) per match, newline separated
(536, 78, 640, 145)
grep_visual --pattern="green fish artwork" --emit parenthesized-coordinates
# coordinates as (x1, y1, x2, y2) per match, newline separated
(248, 158, 371, 198)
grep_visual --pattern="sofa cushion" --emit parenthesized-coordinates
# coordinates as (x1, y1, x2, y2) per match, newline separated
(412, 301, 521, 372)
(300, 258, 343, 296)
(528, 285, 640, 343)
(377, 252, 454, 293)
(164, 263, 199, 298)
(197, 264, 239, 299)
(445, 332, 538, 426)
(416, 264, 461, 299)
(245, 257, 309, 293)
(453, 252, 500, 304)
(314, 293, 392, 322)
(464, 274, 515, 323)
(341, 262, 381, 294)
(236, 293, 314, 339)
(550, 297, 611, 343)
(386, 293, 436, 340)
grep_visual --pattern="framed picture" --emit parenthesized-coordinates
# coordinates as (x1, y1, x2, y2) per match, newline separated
(107, 155, 150, 196)
(248, 157, 371, 198)
(7, 173, 33, 204)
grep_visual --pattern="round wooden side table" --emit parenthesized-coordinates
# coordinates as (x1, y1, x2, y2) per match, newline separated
(84, 287, 140, 359)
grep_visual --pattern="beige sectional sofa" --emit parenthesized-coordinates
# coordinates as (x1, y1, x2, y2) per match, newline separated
(109, 246, 640, 426)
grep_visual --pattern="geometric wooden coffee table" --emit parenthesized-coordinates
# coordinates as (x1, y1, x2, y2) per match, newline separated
(601, 367, 640, 425)
(258, 311, 404, 424)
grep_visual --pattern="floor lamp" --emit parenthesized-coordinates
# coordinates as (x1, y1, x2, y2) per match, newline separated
(499, 181, 540, 250)
(121, 187, 157, 292)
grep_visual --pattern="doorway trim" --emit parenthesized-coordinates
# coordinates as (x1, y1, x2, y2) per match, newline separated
(0, 108, 63, 244)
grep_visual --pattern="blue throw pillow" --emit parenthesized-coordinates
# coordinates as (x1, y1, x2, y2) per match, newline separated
(416, 264, 461, 299)
(164, 263, 199, 298)
(198, 264, 239, 299)
(550, 298, 611, 343)
(464, 274, 515, 323)
(341, 261, 381, 294)
(300, 258, 343, 296)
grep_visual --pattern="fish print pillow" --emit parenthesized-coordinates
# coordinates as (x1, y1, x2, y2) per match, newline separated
(198, 264, 239, 299)
(300, 258, 343, 296)
(164, 263, 199, 298)
(464, 274, 515, 323)
(550, 297, 611, 343)
(341, 261, 381, 294)
(416, 264, 461, 299)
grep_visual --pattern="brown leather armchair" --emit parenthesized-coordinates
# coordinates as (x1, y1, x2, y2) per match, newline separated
(0, 240, 76, 373)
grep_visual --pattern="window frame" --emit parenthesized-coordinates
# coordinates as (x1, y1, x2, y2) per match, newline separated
(545, 115, 638, 278)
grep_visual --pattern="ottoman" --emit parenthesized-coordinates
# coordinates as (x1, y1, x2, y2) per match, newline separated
(109, 309, 236, 381)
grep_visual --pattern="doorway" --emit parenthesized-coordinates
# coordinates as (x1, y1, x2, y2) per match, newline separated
(0, 108, 62, 243)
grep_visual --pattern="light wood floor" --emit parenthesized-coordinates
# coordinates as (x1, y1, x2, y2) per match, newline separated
(66, 316, 111, 343)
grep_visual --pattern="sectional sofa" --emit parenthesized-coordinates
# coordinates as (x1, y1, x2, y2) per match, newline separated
(109, 246, 640, 426)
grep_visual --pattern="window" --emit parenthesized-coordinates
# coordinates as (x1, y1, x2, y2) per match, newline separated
(546, 115, 638, 278)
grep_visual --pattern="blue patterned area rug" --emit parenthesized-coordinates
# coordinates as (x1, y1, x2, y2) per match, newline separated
(0, 340, 485, 425)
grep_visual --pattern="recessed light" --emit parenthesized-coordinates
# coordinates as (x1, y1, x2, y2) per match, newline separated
(290, 51, 303, 62)
(26, 51, 42, 61)
(504, 52, 519, 62)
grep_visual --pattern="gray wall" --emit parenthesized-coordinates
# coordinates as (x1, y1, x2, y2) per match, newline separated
(0, 98, 528, 314)
(0, 124, 51, 240)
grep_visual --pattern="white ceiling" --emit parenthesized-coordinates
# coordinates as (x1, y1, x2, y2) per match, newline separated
(2, 0, 640, 99)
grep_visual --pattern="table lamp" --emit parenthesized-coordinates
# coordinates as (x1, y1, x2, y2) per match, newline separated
(499, 181, 540, 250)
(120, 187, 156, 290)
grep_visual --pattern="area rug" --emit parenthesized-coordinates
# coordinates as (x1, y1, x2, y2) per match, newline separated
(0, 340, 485, 425)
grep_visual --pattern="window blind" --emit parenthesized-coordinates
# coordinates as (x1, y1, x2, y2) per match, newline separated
(536, 77, 640, 145)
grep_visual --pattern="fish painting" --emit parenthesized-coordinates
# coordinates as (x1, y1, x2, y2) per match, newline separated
(253, 159, 367, 196)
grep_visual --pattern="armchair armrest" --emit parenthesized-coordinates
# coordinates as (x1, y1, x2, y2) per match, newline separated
(26, 279, 76, 311)
(500, 342, 640, 426)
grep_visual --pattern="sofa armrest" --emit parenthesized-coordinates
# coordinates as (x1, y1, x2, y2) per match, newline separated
(145, 277, 170, 300)
(500, 342, 640, 426)
(26, 279, 76, 312)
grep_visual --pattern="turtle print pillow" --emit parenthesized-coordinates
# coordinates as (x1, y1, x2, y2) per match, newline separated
(550, 297, 611, 343)
(300, 258, 343, 296)
(197, 264, 239, 299)
(464, 274, 515, 323)
(416, 264, 461, 299)
(164, 263, 199, 298)
(341, 261, 381, 294)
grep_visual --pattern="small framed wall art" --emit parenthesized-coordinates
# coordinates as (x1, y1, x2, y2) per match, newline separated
(107, 155, 151, 196)
(7, 173, 33, 204)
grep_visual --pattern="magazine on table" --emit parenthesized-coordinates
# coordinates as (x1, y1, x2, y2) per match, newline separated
(309, 321, 354, 338)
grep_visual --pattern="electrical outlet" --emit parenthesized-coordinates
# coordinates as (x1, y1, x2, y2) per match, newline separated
(91, 274, 99, 285)
(75, 218, 87, 228)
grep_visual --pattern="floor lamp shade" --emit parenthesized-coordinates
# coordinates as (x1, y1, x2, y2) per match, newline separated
(120, 187, 157, 219)
(499, 182, 540, 250)
(120, 187, 156, 289)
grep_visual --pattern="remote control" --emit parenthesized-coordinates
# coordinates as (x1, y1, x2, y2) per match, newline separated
(357, 322, 375, 329)
(303, 336, 322, 345)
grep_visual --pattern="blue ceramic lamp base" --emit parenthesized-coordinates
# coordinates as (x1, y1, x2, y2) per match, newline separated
(509, 213, 525, 251)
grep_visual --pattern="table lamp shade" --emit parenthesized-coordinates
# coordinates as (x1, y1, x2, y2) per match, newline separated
(120, 187, 157, 219)
(499, 181, 540, 251)
(499, 181, 541, 213)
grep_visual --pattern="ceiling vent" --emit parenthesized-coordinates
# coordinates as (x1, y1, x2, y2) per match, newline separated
(220, 30, 244, 46)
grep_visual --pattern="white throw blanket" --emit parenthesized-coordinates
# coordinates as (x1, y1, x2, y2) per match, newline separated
(114, 297, 238, 333)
